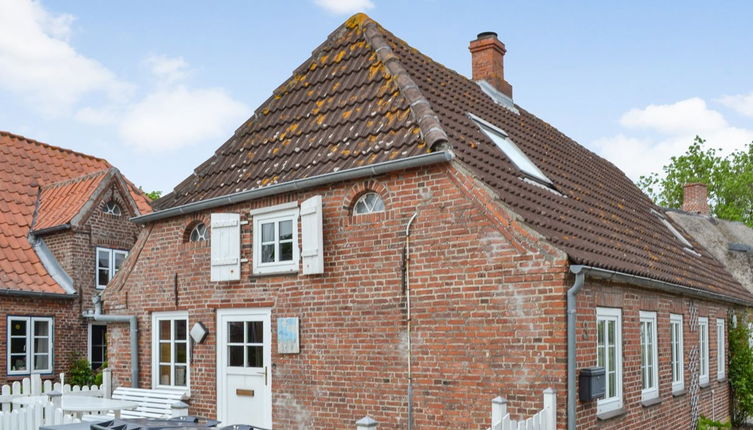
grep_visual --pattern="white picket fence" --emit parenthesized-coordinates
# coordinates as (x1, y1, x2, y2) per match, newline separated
(0, 401, 79, 430)
(0, 373, 107, 413)
(489, 388, 556, 430)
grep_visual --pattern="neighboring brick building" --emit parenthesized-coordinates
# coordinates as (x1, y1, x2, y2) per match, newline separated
(0, 131, 151, 385)
(104, 14, 753, 429)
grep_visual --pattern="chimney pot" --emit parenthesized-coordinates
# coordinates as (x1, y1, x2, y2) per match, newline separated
(469, 32, 513, 98)
(682, 183, 710, 215)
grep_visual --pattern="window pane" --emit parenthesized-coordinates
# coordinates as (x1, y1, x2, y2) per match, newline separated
(175, 320, 187, 340)
(34, 321, 49, 337)
(160, 343, 171, 362)
(98, 269, 110, 286)
(247, 346, 263, 368)
(608, 372, 615, 397)
(279, 220, 292, 241)
(98, 250, 110, 268)
(261, 244, 275, 263)
(11, 338, 26, 354)
(354, 201, 368, 214)
(159, 320, 171, 341)
(10, 355, 26, 371)
(114, 252, 126, 272)
(34, 337, 49, 354)
(261, 223, 274, 242)
(247, 322, 263, 343)
(372, 197, 385, 212)
(174, 366, 187, 386)
(228, 322, 244, 343)
(10, 320, 26, 336)
(228, 346, 244, 366)
(159, 365, 170, 385)
(175, 343, 187, 364)
(33, 354, 49, 371)
(280, 242, 293, 262)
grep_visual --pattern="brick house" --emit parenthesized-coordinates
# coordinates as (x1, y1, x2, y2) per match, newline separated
(0, 131, 151, 385)
(104, 14, 753, 429)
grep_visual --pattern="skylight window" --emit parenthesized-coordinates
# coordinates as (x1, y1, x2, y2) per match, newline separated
(468, 113, 552, 186)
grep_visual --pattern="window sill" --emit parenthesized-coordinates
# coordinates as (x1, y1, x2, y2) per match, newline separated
(717, 377, 727, 383)
(641, 397, 662, 408)
(250, 270, 299, 278)
(699, 382, 711, 389)
(672, 389, 687, 397)
(597, 407, 627, 421)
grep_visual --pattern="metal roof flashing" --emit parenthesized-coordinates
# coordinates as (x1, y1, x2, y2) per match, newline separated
(476, 80, 519, 114)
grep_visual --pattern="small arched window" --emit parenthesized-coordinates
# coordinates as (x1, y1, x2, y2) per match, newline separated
(103, 201, 122, 216)
(353, 192, 385, 215)
(189, 223, 208, 242)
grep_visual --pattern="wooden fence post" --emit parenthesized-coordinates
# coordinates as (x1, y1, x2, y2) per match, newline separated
(30, 374, 41, 396)
(356, 415, 378, 430)
(491, 396, 507, 426)
(543, 388, 556, 430)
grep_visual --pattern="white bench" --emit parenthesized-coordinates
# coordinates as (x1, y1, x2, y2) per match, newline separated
(82, 387, 189, 421)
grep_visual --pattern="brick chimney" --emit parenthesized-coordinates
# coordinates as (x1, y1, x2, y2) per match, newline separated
(682, 183, 710, 215)
(469, 32, 513, 98)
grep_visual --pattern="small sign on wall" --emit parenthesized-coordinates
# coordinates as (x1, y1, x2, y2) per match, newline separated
(277, 317, 300, 354)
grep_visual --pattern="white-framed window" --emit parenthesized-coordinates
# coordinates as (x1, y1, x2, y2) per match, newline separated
(596, 307, 622, 414)
(252, 204, 299, 275)
(103, 201, 122, 216)
(353, 192, 385, 215)
(699, 317, 709, 385)
(717, 319, 726, 380)
(639, 311, 659, 401)
(189, 223, 208, 242)
(7, 316, 53, 375)
(151, 312, 189, 388)
(670, 314, 684, 393)
(96, 247, 128, 289)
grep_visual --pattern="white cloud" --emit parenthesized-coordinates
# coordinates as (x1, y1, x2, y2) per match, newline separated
(619, 98, 727, 135)
(145, 55, 190, 84)
(314, 0, 374, 14)
(592, 97, 753, 180)
(118, 86, 248, 152)
(719, 91, 753, 118)
(0, 0, 131, 114)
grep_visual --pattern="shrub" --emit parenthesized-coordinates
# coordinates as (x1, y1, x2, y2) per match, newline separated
(697, 415, 731, 429)
(67, 356, 95, 387)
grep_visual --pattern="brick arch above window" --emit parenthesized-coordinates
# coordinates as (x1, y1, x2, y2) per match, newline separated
(342, 180, 392, 224)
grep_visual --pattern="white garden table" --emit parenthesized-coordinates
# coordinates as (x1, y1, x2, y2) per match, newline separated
(13, 394, 138, 419)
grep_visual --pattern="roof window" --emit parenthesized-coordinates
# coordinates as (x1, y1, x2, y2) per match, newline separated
(468, 113, 552, 186)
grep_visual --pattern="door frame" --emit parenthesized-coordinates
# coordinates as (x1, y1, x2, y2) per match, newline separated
(216, 308, 272, 426)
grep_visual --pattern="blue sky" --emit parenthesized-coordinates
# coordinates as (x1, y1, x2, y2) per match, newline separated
(1, 0, 752, 195)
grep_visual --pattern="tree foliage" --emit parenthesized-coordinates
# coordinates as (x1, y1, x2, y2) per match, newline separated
(637, 136, 753, 227)
(145, 190, 162, 201)
(729, 314, 753, 426)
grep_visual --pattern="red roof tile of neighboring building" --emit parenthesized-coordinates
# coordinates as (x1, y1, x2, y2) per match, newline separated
(0, 131, 151, 294)
(151, 14, 753, 303)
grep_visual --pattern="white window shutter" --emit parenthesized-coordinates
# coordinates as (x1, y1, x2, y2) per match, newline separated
(211, 213, 241, 281)
(300, 195, 324, 275)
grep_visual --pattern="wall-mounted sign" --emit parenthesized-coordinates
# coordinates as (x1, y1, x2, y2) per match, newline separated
(277, 317, 300, 354)
(190, 321, 208, 344)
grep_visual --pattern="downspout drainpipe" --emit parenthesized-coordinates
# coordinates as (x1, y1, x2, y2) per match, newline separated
(567, 265, 586, 430)
(84, 295, 139, 388)
(405, 212, 418, 430)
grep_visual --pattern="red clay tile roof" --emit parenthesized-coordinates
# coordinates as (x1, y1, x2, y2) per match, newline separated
(34, 170, 109, 231)
(0, 131, 151, 294)
(152, 14, 752, 303)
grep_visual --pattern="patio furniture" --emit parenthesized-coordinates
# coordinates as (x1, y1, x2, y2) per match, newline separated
(108, 387, 189, 419)
(57, 395, 138, 419)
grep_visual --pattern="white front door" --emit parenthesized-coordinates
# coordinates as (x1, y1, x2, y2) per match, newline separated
(217, 309, 272, 428)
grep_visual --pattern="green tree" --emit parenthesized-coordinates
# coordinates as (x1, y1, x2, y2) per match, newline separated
(637, 136, 753, 227)
(728, 314, 753, 426)
(145, 190, 162, 201)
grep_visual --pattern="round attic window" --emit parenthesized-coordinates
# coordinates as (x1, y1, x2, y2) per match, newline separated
(189, 223, 208, 242)
(353, 192, 385, 215)
(103, 201, 122, 216)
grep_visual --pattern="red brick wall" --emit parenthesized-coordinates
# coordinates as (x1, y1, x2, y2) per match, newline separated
(0, 183, 142, 384)
(104, 164, 572, 429)
(574, 278, 732, 429)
